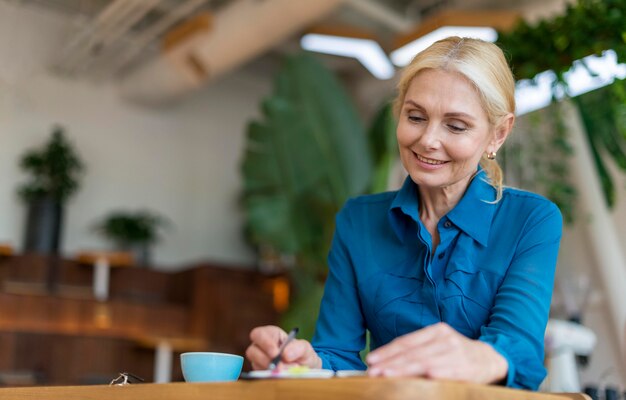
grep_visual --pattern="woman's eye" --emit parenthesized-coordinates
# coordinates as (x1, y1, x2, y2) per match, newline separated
(408, 115, 425, 123)
(447, 123, 467, 133)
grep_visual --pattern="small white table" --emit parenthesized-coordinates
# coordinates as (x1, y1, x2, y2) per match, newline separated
(75, 251, 134, 301)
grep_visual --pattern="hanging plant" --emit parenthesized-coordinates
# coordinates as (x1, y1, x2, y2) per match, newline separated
(497, 0, 626, 216)
(498, 0, 626, 80)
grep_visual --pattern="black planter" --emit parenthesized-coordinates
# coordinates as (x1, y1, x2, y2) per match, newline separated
(23, 196, 64, 254)
(116, 243, 152, 267)
(134, 244, 151, 267)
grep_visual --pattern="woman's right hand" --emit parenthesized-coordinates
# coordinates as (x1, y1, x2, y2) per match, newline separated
(245, 325, 322, 370)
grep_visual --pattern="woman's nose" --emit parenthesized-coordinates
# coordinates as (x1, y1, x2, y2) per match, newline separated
(417, 123, 441, 150)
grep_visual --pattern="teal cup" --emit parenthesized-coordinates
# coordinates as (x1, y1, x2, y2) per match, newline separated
(180, 352, 244, 382)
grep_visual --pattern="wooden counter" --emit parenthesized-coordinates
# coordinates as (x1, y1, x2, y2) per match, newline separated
(0, 377, 590, 400)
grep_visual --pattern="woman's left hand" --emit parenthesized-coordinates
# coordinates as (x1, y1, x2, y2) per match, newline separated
(366, 322, 508, 384)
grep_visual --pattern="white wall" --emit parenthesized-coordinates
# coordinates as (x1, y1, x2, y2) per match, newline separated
(0, 3, 270, 268)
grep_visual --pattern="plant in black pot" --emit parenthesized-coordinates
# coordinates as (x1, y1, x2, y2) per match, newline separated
(17, 126, 84, 254)
(93, 210, 171, 267)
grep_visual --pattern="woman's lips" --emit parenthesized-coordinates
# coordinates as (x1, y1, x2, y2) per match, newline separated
(413, 152, 449, 169)
(415, 153, 447, 165)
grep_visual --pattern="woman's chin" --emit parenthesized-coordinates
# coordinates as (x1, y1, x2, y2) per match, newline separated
(407, 171, 447, 188)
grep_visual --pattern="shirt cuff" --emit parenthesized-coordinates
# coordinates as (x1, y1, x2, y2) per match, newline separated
(479, 337, 516, 387)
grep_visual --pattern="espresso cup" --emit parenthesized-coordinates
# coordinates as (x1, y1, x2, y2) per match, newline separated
(180, 352, 243, 382)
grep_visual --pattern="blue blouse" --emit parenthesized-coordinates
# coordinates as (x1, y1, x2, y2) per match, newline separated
(311, 171, 563, 390)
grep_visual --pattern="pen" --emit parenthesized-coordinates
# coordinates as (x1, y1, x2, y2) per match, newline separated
(268, 327, 299, 371)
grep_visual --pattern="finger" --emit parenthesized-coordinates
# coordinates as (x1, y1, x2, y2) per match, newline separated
(274, 362, 300, 371)
(379, 357, 457, 379)
(249, 326, 288, 357)
(389, 346, 462, 378)
(245, 343, 272, 369)
(251, 362, 263, 371)
(422, 343, 499, 383)
(368, 324, 461, 376)
(424, 362, 464, 381)
(368, 336, 452, 376)
(376, 360, 426, 378)
(282, 339, 314, 364)
(368, 344, 435, 377)
(367, 323, 450, 364)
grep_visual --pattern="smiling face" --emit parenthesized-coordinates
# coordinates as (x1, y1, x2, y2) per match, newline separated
(397, 68, 502, 193)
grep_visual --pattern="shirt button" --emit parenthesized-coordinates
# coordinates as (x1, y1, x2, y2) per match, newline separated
(443, 221, 452, 228)
(438, 252, 445, 259)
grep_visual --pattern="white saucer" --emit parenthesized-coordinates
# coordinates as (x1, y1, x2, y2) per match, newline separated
(243, 369, 335, 379)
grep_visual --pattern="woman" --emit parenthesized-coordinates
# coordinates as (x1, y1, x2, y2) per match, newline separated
(245, 37, 562, 390)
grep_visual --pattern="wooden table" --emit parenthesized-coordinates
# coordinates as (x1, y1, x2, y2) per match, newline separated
(0, 377, 590, 400)
(0, 244, 13, 257)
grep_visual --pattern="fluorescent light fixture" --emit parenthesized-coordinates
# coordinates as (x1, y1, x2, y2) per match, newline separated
(515, 70, 558, 116)
(515, 50, 626, 116)
(300, 33, 395, 80)
(564, 50, 626, 97)
(390, 26, 498, 67)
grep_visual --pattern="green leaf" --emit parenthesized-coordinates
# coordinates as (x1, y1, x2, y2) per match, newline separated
(241, 52, 373, 276)
(367, 101, 399, 193)
(17, 126, 84, 203)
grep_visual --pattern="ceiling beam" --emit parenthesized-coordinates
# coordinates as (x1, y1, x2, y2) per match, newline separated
(119, 0, 346, 104)
(96, 0, 211, 79)
(345, 0, 415, 33)
(53, 0, 163, 75)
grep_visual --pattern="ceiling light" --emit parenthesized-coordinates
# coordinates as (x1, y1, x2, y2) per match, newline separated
(391, 26, 497, 67)
(390, 10, 520, 67)
(300, 32, 395, 80)
(515, 50, 626, 116)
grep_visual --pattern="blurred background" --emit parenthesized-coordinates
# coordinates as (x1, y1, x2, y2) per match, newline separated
(0, 0, 624, 396)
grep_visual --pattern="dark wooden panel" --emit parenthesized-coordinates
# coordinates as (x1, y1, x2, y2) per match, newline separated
(0, 255, 281, 385)
(8, 333, 155, 385)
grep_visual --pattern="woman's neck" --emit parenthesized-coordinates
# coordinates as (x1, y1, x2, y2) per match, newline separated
(418, 175, 472, 251)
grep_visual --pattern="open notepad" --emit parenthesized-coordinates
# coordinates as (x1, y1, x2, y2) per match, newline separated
(241, 368, 367, 379)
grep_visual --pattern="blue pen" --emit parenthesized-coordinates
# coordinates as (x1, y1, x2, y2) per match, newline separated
(268, 327, 299, 371)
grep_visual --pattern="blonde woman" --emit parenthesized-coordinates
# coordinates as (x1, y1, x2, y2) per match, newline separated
(246, 37, 562, 390)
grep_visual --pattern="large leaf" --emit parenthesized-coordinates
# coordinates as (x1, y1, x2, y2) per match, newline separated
(275, 54, 372, 203)
(495, 0, 626, 213)
(241, 53, 373, 271)
(573, 79, 626, 207)
(367, 101, 399, 193)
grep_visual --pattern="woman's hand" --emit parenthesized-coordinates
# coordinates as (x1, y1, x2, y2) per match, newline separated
(366, 323, 508, 384)
(245, 325, 322, 370)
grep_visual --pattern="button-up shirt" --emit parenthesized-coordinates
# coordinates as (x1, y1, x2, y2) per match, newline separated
(312, 170, 563, 390)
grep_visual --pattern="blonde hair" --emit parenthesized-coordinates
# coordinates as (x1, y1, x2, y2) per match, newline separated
(394, 37, 515, 201)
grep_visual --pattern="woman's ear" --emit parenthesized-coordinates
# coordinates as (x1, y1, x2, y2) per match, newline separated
(489, 113, 515, 153)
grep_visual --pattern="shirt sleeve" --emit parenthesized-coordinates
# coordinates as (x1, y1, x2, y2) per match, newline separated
(312, 202, 367, 371)
(479, 201, 563, 390)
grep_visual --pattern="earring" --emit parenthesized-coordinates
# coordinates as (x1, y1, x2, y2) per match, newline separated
(486, 151, 497, 160)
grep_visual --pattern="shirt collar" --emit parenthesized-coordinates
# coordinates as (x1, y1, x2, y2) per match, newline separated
(388, 176, 420, 242)
(388, 169, 496, 247)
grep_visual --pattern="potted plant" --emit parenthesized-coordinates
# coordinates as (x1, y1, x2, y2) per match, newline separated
(93, 210, 171, 266)
(17, 126, 84, 254)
